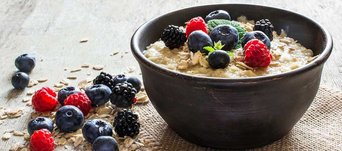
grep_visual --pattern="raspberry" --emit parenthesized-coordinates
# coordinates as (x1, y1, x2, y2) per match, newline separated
(185, 17, 208, 38)
(30, 129, 55, 151)
(32, 87, 58, 112)
(243, 39, 272, 67)
(64, 92, 92, 116)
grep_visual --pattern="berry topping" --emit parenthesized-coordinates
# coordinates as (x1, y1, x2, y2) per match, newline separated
(11, 71, 30, 90)
(241, 31, 271, 49)
(205, 10, 231, 22)
(161, 25, 187, 49)
(64, 92, 92, 116)
(15, 53, 36, 73)
(113, 109, 140, 138)
(57, 86, 79, 105)
(93, 72, 116, 90)
(92, 136, 119, 151)
(204, 42, 231, 69)
(85, 84, 112, 107)
(82, 119, 113, 143)
(113, 74, 128, 85)
(243, 39, 272, 67)
(254, 19, 274, 41)
(209, 25, 239, 51)
(28, 117, 54, 135)
(30, 129, 55, 151)
(110, 82, 137, 108)
(126, 76, 142, 92)
(55, 105, 84, 132)
(32, 87, 58, 112)
(185, 17, 208, 38)
(187, 30, 213, 53)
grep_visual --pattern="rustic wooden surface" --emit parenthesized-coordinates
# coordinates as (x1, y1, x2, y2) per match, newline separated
(0, 0, 341, 150)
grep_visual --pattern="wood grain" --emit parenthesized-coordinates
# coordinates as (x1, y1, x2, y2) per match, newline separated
(0, 0, 340, 150)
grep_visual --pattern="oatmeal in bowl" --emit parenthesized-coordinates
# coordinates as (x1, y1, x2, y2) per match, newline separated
(144, 15, 317, 78)
(131, 4, 332, 149)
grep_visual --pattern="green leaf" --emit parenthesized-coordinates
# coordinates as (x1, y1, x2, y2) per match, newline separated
(203, 46, 215, 53)
(213, 41, 224, 50)
(227, 51, 234, 58)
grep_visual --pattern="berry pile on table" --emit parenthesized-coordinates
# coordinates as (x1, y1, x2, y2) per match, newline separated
(26, 71, 144, 151)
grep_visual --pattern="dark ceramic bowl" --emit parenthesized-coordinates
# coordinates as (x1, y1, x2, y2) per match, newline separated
(130, 4, 333, 149)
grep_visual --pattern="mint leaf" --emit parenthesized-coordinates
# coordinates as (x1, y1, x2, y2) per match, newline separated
(203, 46, 215, 53)
(227, 51, 234, 58)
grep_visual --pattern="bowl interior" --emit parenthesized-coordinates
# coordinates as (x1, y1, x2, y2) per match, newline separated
(132, 4, 332, 81)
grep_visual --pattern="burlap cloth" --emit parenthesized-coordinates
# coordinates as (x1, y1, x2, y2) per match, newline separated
(135, 86, 342, 151)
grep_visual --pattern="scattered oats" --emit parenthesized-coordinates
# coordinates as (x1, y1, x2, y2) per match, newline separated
(24, 133, 30, 140)
(124, 138, 134, 148)
(110, 52, 119, 56)
(0, 114, 8, 120)
(13, 130, 25, 136)
(37, 78, 48, 83)
(22, 98, 30, 102)
(2, 133, 11, 140)
(136, 92, 149, 104)
(54, 83, 64, 88)
(70, 68, 82, 73)
(81, 64, 90, 68)
(96, 106, 112, 114)
(78, 79, 90, 90)
(27, 80, 38, 87)
(93, 65, 104, 70)
(80, 38, 88, 43)
(26, 102, 32, 106)
(127, 66, 135, 73)
(67, 76, 77, 80)
(26, 90, 35, 96)
(5, 109, 23, 118)
(60, 79, 70, 85)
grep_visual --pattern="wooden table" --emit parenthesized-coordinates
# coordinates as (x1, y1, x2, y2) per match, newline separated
(0, 0, 340, 150)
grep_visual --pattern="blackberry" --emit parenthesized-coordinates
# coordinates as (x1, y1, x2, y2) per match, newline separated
(93, 72, 116, 90)
(110, 82, 137, 108)
(161, 25, 187, 49)
(253, 19, 274, 41)
(113, 109, 140, 138)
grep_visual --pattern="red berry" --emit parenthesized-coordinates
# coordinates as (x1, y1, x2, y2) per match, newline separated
(32, 87, 58, 112)
(185, 17, 208, 38)
(132, 97, 137, 104)
(64, 92, 92, 116)
(30, 129, 55, 151)
(243, 39, 272, 67)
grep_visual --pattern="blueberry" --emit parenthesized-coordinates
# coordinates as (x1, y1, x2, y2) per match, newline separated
(11, 72, 30, 90)
(209, 25, 239, 51)
(187, 30, 213, 53)
(208, 50, 230, 69)
(55, 105, 84, 132)
(85, 84, 112, 107)
(205, 10, 231, 22)
(27, 117, 54, 135)
(92, 136, 119, 151)
(126, 76, 142, 92)
(113, 74, 127, 85)
(241, 31, 271, 49)
(15, 54, 36, 73)
(57, 86, 79, 105)
(82, 119, 113, 143)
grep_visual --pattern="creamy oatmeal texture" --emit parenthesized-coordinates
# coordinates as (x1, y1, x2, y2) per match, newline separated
(144, 16, 316, 78)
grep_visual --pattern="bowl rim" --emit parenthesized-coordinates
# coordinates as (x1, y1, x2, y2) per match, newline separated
(130, 3, 333, 83)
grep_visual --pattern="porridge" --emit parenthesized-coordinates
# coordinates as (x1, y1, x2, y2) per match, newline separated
(144, 11, 316, 78)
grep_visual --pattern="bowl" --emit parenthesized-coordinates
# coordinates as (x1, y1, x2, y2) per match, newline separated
(130, 4, 333, 149)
